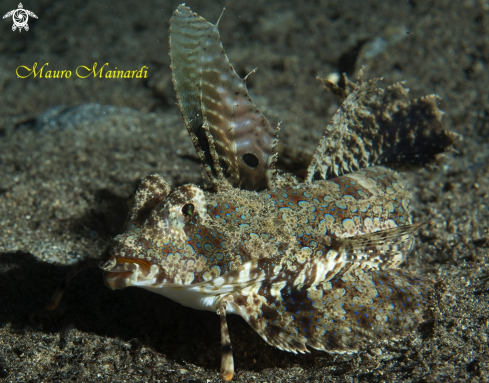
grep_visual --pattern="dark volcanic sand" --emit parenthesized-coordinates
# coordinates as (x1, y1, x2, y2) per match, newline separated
(1, 0, 488, 382)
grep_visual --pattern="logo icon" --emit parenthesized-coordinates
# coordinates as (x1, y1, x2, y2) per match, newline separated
(3, 3, 38, 32)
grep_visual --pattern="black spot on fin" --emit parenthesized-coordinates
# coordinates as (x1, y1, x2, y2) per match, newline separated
(170, 4, 276, 191)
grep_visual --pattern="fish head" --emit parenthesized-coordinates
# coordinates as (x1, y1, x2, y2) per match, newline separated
(101, 174, 214, 291)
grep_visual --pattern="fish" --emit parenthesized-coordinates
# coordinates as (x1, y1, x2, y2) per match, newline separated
(47, 4, 456, 381)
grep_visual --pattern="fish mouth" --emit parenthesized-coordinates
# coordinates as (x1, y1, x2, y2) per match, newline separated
(101, 257, 159, 290)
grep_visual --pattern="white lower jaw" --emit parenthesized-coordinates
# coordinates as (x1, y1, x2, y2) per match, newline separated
(134, 277, 157, 286)
(123, 264, 239, 314)
(140, 284, 220, 312)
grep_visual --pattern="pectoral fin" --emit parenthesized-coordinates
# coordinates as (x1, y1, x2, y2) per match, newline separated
(227, 266, 431, 354)
(329, 223, 425, 269)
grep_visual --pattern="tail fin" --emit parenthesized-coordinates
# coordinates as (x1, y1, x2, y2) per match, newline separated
(306, 72, 457, 182)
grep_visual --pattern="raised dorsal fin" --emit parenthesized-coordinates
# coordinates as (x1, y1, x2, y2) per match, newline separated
(306, 73, 457, 182)
(169, 4, 277, 191)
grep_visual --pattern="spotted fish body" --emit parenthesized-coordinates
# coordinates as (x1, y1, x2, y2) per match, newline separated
(96, 4, 456, 381)
(103, 166, 426, 350)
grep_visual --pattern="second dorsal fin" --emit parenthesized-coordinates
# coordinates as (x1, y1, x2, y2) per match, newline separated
(169, 4, 277, 191)
(306, 74, 457, 182)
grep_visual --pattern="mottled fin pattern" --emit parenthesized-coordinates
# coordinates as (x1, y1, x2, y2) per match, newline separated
(306, 73, 457, 182)
(331, 223, 424, 269)
(170, 4, 276, 191)
(230, 266, 430, 355)
(222, 220, 428, 356)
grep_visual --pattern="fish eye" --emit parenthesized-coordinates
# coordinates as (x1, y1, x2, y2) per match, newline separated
(181, 203, 195, 216)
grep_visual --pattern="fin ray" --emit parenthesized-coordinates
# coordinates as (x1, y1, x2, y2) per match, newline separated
(228, 266, 431, 354)
(330, 223, 424, 269)
(170, 4, 276, 191)
(306, 73, 456, 182)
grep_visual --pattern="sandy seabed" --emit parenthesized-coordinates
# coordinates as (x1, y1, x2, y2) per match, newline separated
(1, 0, 488, 382)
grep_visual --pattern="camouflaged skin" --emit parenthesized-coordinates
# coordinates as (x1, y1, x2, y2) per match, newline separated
(96, 4, 455, 380)
(102, 166, 429, 353)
